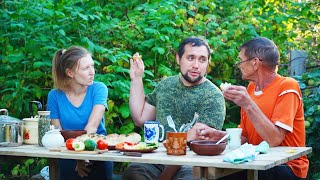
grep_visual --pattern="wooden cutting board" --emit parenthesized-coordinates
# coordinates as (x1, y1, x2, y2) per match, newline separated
(62, 149, 108, 154)
(49, 148, 108, 154)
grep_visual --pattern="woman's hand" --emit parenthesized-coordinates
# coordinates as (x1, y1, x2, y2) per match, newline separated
(75, 160, 91, 177)
(157, 165, 181, 180)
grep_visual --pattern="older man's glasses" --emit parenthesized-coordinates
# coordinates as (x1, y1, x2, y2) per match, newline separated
(234, 57, 262, 68)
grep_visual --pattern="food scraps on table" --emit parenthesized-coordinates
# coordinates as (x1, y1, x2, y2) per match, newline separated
(116, 142, 158, 150)
(285, 149, 297, 154)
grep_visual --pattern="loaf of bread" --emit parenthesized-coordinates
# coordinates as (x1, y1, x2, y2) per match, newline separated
(104, 132, 141, 146)
(125, 132, 141, 143)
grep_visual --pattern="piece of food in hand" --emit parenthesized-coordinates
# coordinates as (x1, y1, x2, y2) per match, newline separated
(132, 52, 142, 61)
(66, 138, 77, 150)
(84, 139, 97, 151)
(220, 82, 232, 91)
(97, 139, 108, 150)
(72, 140, 85, 151)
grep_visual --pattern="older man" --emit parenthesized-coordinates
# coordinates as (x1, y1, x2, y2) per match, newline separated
(199, 37, 308, 180)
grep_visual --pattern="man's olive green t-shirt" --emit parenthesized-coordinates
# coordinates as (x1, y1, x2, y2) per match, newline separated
(146, 75, 226, 133)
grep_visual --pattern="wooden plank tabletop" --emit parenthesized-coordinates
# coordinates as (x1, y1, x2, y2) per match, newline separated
(0, 144, 311, 171)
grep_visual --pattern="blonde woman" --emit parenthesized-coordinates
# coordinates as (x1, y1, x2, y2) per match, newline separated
(47, 46, 113, 180)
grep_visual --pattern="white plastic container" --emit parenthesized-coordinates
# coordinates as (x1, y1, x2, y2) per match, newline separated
(41, 129, 64, 150)
(22, 117, 39, 145)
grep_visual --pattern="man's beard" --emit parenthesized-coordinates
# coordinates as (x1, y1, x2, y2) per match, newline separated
(181, 72, 203, 83)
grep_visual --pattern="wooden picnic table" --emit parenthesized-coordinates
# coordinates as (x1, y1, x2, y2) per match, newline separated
(0, 144, 311, 180)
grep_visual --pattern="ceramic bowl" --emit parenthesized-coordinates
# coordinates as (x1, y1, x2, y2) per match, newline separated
(187, 140, 193, 150)
(60, 130, 87, 141)
(190, 140, 227, 156)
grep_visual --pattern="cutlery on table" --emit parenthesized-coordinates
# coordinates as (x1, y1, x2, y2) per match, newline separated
(215, 134, 229, 145)
(179, 124, 186, 132)
(167, 115, 177, 132)
(122, 152, 142, 157)
(180, 112, 199, 132)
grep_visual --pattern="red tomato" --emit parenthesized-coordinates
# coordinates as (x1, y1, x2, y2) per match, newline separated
(66, 138, 77, 150)
(97, 139, 108, 150)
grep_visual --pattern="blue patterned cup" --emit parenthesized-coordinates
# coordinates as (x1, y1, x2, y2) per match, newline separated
(144, 121, 164, 144)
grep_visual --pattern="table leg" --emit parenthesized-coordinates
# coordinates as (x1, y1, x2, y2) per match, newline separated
(193, 167, 244, 179)
(247, 170, 258, 180)
(48, 158, 59, 180)
(200, 167, 208, 180)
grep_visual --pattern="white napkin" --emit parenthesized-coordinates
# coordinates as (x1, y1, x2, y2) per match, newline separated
(223, 143, 259, 164)
(223, 141, 270, 164)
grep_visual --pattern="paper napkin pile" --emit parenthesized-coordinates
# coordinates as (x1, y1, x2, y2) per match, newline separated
(223, 141, 270, 164)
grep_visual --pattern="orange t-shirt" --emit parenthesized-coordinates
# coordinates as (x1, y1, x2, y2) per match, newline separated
(239, 75, 309, 178)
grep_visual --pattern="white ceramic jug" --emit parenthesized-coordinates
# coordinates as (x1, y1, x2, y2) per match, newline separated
(41, 129, 64, 149)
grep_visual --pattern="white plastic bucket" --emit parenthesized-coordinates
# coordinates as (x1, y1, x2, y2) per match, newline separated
(22, 117, 39, 145)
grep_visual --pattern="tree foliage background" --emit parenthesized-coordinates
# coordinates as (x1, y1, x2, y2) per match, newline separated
(0, 0, 319, 179)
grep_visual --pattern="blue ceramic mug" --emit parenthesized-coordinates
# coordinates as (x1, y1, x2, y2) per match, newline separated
(144, 121, 164, 144)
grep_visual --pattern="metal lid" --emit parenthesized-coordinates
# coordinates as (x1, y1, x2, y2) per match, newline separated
(45, 129, 61, 134)
(0, 109, 22, 124)
(22, 117, 39, 122)
(38, 111, 50, 116)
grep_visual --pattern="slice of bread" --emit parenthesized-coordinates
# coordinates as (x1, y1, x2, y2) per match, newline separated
(220, 82, 232, 91)
(125, 132, 141, 143)
(104, 132, 142, 146)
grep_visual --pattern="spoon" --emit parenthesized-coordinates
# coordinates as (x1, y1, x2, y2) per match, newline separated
(166, 115, 177, 132)
(180, 112, 199, 132)
(179, 124, 186, 132)
(215, 134, 229, 145)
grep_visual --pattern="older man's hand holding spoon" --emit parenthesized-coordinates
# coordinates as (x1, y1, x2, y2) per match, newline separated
(197, 127, 227, 142)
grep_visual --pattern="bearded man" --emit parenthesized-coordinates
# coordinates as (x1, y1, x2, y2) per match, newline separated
(123, 36, 226, 180)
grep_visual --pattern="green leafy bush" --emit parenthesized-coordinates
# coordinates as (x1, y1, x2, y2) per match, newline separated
(0, 0, 319, 178)
(294, 68, 320, 179)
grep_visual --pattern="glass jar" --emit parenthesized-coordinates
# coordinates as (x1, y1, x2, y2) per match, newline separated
(38, 111, 51, 147)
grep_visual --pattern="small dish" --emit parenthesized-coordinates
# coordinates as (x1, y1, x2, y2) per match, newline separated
(190, 140, 227, 156)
